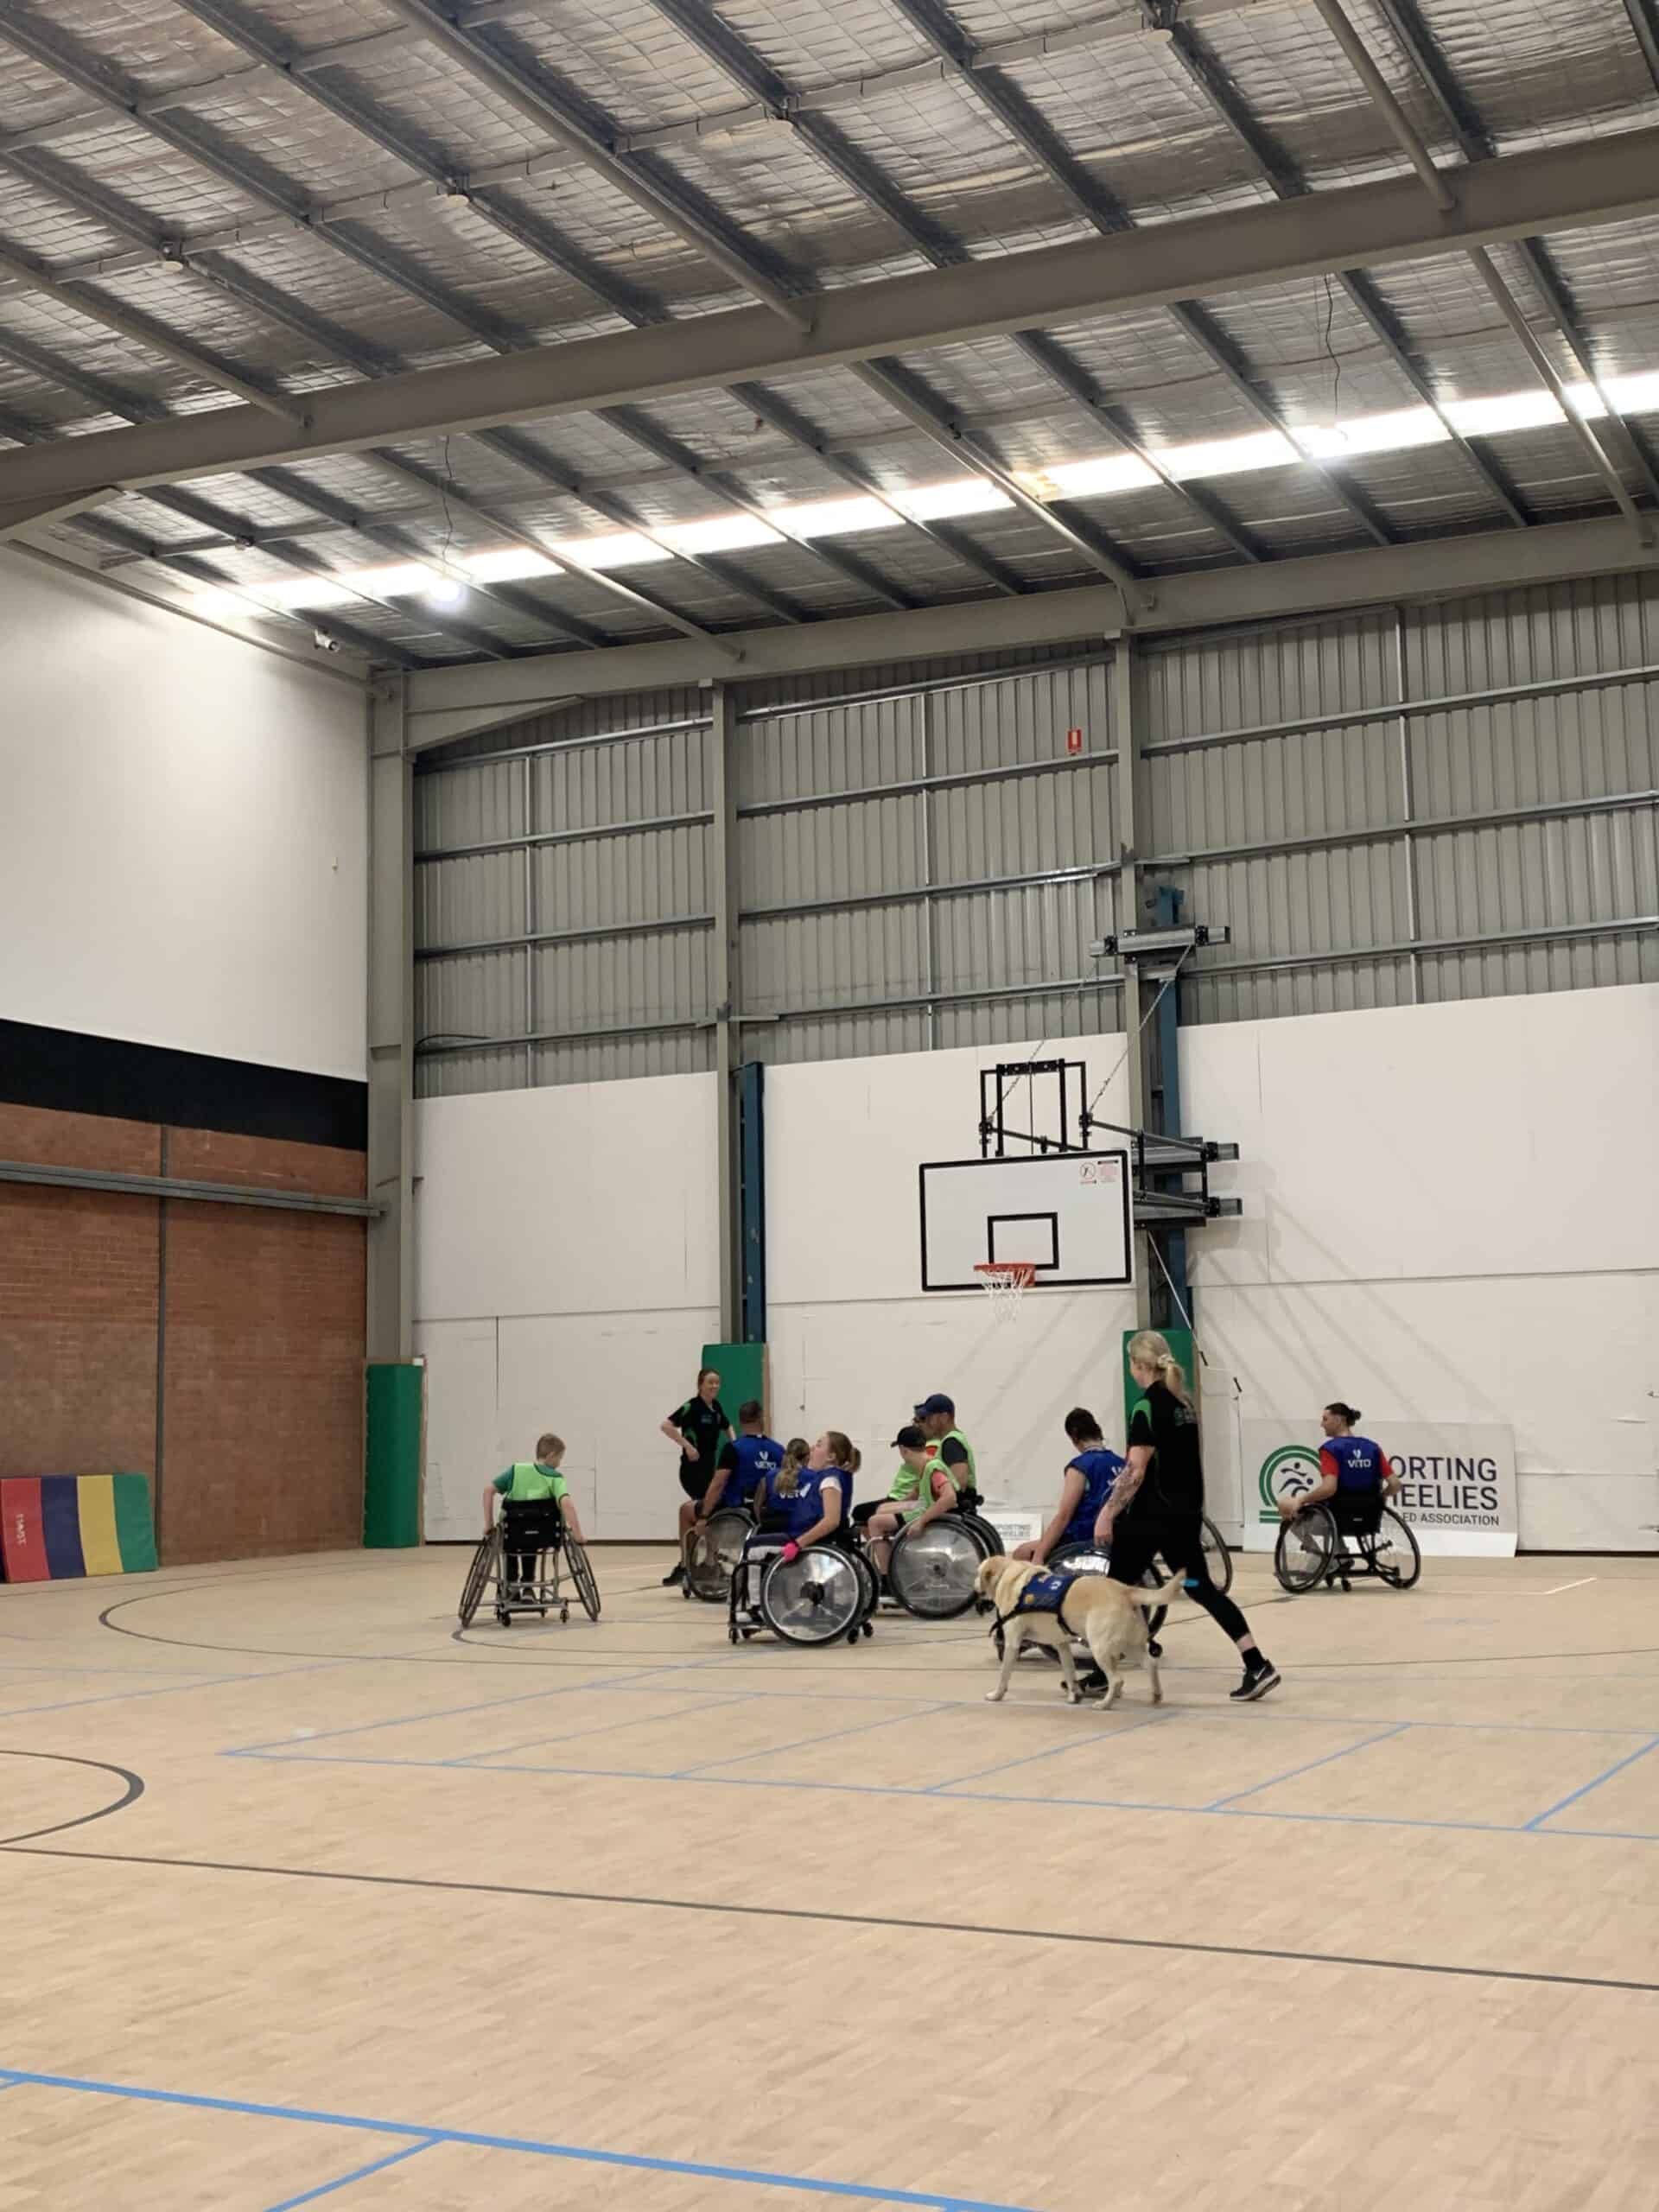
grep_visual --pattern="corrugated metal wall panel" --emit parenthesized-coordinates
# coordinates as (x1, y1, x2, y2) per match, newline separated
(412, 578, 1657, 1096)
(1148, 719, 1398, 855)
(426, 687, 710, 769)
(931, 762, 1116, 877)
(531, 722, 710, 831)
(1145, 610, 1397, 743)
(741, 906, 931, 1017)
(741, 696, 925, 805)
(740, 796, 924, 907)
(532, 826, 711, 929)
(532, 931, 713, 1033)
(414, 757, 525, 850)
(416, 852, 525, 949)
(416, 1051, 528, 1098)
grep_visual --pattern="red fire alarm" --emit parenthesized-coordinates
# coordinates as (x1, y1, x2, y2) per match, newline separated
(1066, 726, 1084, 754)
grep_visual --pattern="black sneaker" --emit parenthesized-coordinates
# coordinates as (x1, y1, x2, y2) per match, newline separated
(1147, 1638, 1163, 1659)
(1230, 1658, 1281, 1702)
(1077, 1665, 1108, 1694)
(661, 1562, 685, 1587)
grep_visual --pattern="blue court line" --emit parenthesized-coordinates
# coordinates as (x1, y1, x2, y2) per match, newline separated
(0, 2063, 1047, 2212)
(264, 2141, 432, 2210)
(922, 1709, 1172, 1792)
(453, 1691, 757, 1766)
(0, 1659, 346, 1722)
(1522, 1734, 1659, 1831)
(672, 1699, 959, 1778)
(1205, 1724, 1409, 1810)
(223, 1658, 707, 1757)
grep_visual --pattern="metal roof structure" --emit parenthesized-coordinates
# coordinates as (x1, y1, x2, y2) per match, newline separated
(3, 0, 1658, 675)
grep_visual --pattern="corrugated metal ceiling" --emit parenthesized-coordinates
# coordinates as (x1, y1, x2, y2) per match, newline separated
(1, 0, 1656, 662)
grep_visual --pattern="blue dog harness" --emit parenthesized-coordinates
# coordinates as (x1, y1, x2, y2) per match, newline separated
(995, 1569, 1077, 1632)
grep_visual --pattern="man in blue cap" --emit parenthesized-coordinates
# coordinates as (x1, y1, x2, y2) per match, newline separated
(913, 1392, 978, 1506)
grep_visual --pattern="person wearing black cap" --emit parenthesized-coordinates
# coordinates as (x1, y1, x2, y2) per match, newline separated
(914, 1393, 978, 1505)
(862, 1422, 957, 1580)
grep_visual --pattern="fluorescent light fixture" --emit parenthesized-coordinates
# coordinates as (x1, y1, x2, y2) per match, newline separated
(1295, 406, 1448, 460)
(1162, 429, 1299, 480)
(1445, 389, 1562, 438)
(665, 512, 783, 556)
(427, 576, 465, 607)
(550, 530, 671, 569)
(780, 494, 902, 537)
(900, 478, 1014, 520)
(1043, 454, 1158, 499)
(464, 546, 557, 582)
(353, 561, 442, 598)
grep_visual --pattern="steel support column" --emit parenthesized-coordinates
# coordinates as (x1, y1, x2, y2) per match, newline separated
(739, 1059, 767, 1346)
(1147, 886, 1191, 1333)
(1112, 634, 1153, 1327)
(367, 676, 416, 1363)
(711, 682, 742, 1342)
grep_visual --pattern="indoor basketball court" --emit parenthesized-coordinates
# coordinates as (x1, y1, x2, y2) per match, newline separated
(3, 0, 1659, 2208)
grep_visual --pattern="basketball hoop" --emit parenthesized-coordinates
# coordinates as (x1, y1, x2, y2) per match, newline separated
(974, 1261, 1036, 1320)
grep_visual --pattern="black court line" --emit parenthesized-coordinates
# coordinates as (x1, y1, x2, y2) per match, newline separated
(9, 1842, 1656, 1999)
(0, 1752, 145, 1847)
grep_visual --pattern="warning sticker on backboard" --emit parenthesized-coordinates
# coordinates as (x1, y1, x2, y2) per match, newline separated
(1079, 1159, 1120, 1185)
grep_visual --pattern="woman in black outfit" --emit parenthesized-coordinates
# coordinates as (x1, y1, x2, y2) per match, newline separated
(1097, 1331, 1281, 1702)
(659, 1367, 731, 1586)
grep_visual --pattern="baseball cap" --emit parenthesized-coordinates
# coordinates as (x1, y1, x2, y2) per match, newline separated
(913, 1393, 956, 1419)
(891, 1422, 926, 1450)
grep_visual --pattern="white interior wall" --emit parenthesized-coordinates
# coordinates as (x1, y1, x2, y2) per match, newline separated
(0, 553, 368, 1077)
(413, 1073, 719, 1540)
(764, 1038, 1137, 1517)
(1184, 986, 1659, 1550)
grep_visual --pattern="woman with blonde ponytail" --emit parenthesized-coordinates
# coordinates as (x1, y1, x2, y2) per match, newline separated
(1095, 1330, 1281, 1702)
(755, 1432, 857, 1562)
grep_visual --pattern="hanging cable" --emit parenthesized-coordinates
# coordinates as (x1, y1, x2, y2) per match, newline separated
(1084, 941, 1193, 1125)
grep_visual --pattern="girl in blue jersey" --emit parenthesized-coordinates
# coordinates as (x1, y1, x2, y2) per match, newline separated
(1014, 1408, 1125, 1563)
(1280, 1402, 1399, 1528)
(756, 1431, 859, 1560)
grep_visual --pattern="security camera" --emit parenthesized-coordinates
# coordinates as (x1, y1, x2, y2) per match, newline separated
(313, 627, 340, 653)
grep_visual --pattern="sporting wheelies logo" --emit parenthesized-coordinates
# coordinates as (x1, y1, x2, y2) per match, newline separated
(1257, 1444, 1325, 1522)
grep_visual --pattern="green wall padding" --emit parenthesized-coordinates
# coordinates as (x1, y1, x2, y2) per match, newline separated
(1121, 1325, 1196, 1440)
(701, 1341, 769, 1422)
(364, 1362, 424, 1548)
(111, 1473, 158, 1574)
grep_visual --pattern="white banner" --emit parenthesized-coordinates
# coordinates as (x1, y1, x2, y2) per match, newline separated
(1240, 1421, 1518, 1558)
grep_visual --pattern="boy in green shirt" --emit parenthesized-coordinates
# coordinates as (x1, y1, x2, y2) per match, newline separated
(483, 1431, 585, 1596)
(862, 1421, 957, 1580)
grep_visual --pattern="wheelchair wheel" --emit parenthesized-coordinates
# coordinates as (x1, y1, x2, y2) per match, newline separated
(1050, 1543, 1111, 1575)
(887, 1518, 984, 1620)
(957, 1510, 1004, 1562)
(761, 1546, 865, 1646)
(1274, 1505, 1337, 1592)
(1363, 1506, 1422, 1590)
(1200, 1514, 1234, 1595)
(458, 1531, 497, 1628)
(687, 1507, 753, 1604)
(564, 1535, 601, 1620)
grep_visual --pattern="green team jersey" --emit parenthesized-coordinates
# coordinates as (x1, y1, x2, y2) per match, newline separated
(493, 1461, 569, 1503)
(885, 1462, 923, 1504)
(939, 1427, 976, 1491)
(902, 1452, 955, 1522)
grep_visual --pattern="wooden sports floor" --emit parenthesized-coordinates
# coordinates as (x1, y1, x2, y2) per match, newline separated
(4, 1545, 1659, 2212)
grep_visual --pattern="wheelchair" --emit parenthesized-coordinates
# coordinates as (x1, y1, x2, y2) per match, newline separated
(683, 1503, 756, 1604)
(458, 1498, 601, 1628)
(880, 1490, 1005, 1621)
(1274, 1492, 1421, 1594)
(728, 1522, 878, 1648)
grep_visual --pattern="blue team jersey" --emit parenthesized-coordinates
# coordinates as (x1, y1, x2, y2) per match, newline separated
(724, 1433, 783, 1506)
(1322, 1434, 1389, 1491)
(1061, 1448, 1125, 1549)
(758, 1465, 846, 1541)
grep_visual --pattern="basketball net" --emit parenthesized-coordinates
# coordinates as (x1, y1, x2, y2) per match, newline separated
(973, 1260, 1036, 1321)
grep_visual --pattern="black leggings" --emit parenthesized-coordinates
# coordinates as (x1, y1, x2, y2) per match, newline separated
(1107, 1515, 1251, 1644)
(508, 1551, 537, 1590)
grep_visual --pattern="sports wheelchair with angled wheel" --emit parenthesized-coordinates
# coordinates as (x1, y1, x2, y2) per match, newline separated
(880, 1489, 1005, 1620)
(683, 1503, 755, 1604)
(728, 1524, 878, 1648)
(1274, 1493, 1421, 1595)
(458, 1497, 601, 1629)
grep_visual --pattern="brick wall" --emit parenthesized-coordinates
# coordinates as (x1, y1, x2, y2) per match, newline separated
(0, 1103, 365, 1565)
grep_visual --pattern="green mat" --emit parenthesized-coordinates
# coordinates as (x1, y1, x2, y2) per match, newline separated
(364, 1362, 424, 1548)
(701, 1341, 768, 1421)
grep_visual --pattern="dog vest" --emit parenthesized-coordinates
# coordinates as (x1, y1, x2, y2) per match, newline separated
(999, 1570, 1077, 1627)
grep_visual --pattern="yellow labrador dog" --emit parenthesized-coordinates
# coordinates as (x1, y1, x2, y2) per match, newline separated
(976, 1555, 1172, 1710)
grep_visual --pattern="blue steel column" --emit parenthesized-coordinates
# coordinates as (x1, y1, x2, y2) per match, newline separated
(1150, 882, 1190, 1332)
